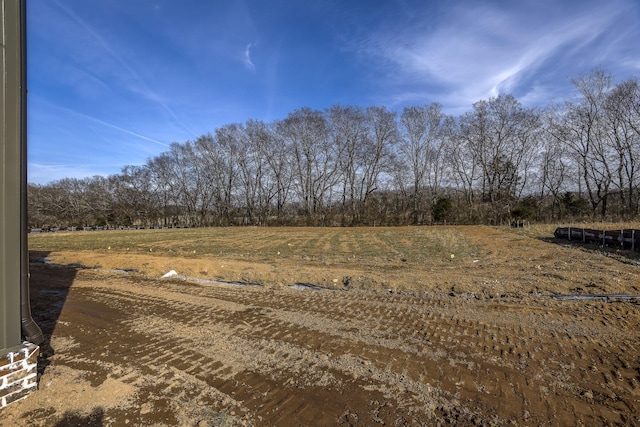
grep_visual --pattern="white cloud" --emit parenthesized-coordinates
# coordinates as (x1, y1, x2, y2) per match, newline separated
(355, 0, 638, 110)
(244, 43, 256, 71)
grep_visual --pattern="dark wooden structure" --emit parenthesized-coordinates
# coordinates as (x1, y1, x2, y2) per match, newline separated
(554, 227, 640, 251)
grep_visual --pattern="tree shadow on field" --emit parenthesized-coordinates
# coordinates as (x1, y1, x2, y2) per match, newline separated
(28, 250, 79, 379)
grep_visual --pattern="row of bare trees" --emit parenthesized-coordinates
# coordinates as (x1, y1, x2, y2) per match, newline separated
(28, 70, 640, 228)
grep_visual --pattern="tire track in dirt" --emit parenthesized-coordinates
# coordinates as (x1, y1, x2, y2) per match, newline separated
(92, 285, 444, 424)
(5, 264, 640, 426)
(90, 289, 423, 424)
(76, 271, 640, 424)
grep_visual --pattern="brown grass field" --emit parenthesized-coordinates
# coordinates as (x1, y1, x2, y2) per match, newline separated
(2, 225, 640, 425)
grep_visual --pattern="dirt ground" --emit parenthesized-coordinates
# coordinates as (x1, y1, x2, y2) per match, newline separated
(2, 226, 640, 426)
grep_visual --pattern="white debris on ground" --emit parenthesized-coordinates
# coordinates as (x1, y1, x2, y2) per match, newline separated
(161, 270, 178, 278)
(160, 269, 261, 288)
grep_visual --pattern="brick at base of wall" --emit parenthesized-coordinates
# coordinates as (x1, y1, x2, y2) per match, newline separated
(0, 342, 40, 409)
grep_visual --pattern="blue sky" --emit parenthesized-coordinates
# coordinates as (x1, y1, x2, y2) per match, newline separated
(27, 0, 640, 184)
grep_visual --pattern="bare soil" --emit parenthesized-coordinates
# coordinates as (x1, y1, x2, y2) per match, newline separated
(2, 226, 640, 426)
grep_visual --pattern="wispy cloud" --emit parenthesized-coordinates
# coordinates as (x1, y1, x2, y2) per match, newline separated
(354, 0, 638, 110)
(35, 98, 170, 148)
(85, 115, 171, 148)
(50, 0, 198, 138)
(244, 43, 256, 71)
(51, 0, 141, 88)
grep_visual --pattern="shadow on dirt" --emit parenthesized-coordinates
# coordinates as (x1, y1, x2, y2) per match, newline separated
(28, 251, 79, 379)
(539, 236, 640, 266)
(54, 407, 104, 427)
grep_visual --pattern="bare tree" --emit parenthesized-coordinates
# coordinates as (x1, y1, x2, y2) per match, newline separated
(279, 108, 338, 225)
(445, 115, 490, 222)
(27, 183, 61, 228)
(268, 121, 295, 223)
(328, 105, 368, 225)
(198, 130, 239, 225)
(399, 103, 446, 224)
(458, 95, 540, 222)
(28, 69, 640, 227)
(362, 106, 399, 223)
(240, 119, 277, 224)
(157, 143, 199, 226)
(564, 71, 613, 218)
(604, 77, 640, 216)
(536, 107, 572, 220)
(112, 165, 160, 226)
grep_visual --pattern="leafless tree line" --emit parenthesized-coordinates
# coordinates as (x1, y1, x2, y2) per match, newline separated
(28, 71, 640, 228)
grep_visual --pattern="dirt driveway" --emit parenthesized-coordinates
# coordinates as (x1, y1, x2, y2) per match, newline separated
(1, 227, 640, 426)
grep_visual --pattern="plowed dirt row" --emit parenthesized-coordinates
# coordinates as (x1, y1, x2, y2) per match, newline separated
(3, 262, 640, 426)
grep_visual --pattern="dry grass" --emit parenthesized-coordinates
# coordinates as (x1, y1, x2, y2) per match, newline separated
(30, 224, 640, 295)
(29, 226, 479, 267)
(28, 226, 485, 291)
